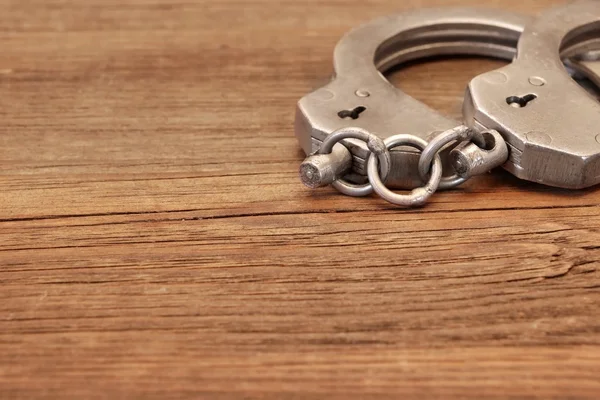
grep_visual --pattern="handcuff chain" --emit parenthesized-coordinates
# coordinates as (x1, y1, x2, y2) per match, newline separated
(367, 134, 443, 207)
(317, 126, 508, 207)
(364, 126, 482, 207)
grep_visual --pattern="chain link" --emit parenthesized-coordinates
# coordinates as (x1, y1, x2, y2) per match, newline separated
(418, 125, 481, 190)
(314, 125, 501, 207)
(317, 127, 391, 197)
(367, 134, 443, 207)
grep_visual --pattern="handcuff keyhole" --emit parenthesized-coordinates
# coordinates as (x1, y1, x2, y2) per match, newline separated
(506, 94, 537, 108)
(338, 106, 366, 120)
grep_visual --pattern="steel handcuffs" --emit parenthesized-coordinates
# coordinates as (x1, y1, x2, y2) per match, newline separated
(296, 7, 530, 194)
(295, 1, 600, 206)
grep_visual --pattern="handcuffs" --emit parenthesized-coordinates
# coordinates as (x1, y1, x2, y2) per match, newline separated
(294, 1, 600, 207)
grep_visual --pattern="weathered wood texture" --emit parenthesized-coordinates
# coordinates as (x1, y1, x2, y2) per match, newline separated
(1, 0, 599, 398)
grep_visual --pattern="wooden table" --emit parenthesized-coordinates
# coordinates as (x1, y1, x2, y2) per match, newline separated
(2, 0, 599, 398)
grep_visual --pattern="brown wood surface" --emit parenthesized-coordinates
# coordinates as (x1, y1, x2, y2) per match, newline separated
(1, 0, 600, 398)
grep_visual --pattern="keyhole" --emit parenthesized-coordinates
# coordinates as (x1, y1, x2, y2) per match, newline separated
(338, 106, 366, 120)
(506, 94, 537, 108)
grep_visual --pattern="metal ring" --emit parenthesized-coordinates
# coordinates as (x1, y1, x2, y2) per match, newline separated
(318, 127, 391, 197)
(368, 135, 443, 207)
(417, 126, 480, 190)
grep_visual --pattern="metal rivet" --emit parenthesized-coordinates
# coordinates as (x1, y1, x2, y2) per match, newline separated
(528, 76, 546, 86)
(526, 131, 552, 146)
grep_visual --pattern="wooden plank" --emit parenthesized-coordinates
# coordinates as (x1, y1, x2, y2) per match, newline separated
(1, 0, 599, 398)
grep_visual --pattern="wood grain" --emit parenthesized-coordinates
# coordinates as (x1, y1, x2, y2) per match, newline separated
(1, 0, 599, 398)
